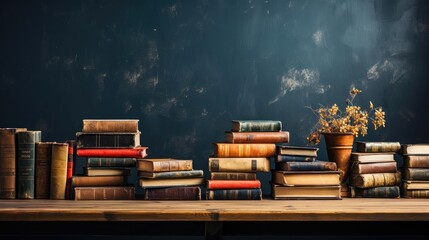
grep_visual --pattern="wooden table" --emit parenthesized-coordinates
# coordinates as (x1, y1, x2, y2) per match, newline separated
(1, 198, 429, 239)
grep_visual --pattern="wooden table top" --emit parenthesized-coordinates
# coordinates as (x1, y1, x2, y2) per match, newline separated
(1, 198, 429, 221)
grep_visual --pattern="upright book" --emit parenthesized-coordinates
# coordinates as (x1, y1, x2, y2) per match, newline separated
(225, 131, 289, 143)
(76, 132, 141, 148)
(231, 120, 282, 132)
(82, 119, 139, 132)
(356, 141, 401, 153)
(35, 142, 54, 199)
(50, 143, 69, 200)
(212, 143, 276, 158)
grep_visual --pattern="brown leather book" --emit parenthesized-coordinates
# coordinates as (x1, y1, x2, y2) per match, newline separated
(350, 152, 396, 163)
(209, 172, 257, 180)
(74, 186, 135, 200)
(270, 184, 341, 200)
(208, 157, 270, 172)
(225, 131, 290, 143)
(50, 143, 69, 200)
(137, 158, 193, 172)
(349, 171, 401, 188)
(82, 119, 139, 132)
(213, 143, 276, 157)
(350, 161, 397, 174)
(71, 175, 128, 187)
(271, 170, 341, 186)
(143, 186, 201, 200)
(35, 142, 55, 199)
(403, 155, 429, 168)
(356, 141, 401, 153)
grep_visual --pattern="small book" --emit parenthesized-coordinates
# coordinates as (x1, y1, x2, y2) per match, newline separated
(208, 157, 270, 172)
(138, 170, 204, 179)
(401, 144, 429, 155)
(271, 170, 341, 186)
(82, 119, 139, 133)
(276, 145, 318, 157)
(143, 186, 202, 200)
(86, 157, 137, 167)
(350, 161, 397, 174)
(350, 152, 396, 163)
(231, 120, 282, 132)
(71, 175, 128, 187)
(213, 143, 276, 158)
(206, 188, 262, 200)
(350, 186, 400, 198)
(74, 186, 135, 200)
(349, 171, 401, 188)
(275, 154, 316, 163)
(355, 141, 401, 153)
(402, 180, 429, 190)
(137, 158, 193, 172)
(402, 168, 429, 181)
(402, 155, 429, 168)
(77, 147, 148, 158)
(138, 177, 205, 188)
(275, 161, 337, 171)
(270, 184, 341, 200)
(225, 131, 289, 143)
(85, 167, 131, 176)
(76, 132, 141, 148)
(209, 172, 257, 180)
(206, 180, 261, 189)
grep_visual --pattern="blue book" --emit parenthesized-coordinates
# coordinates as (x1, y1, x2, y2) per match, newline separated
(275, 154, 316, 162)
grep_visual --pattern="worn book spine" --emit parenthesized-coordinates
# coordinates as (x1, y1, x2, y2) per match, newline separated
(65, 140, 75, 200)
(85, 167, 131, 176)
(16, 130, 41, 199)
(209, 172, 257, 180)
(76, 132, 140, 148)
(349, 171, 401, 188)
(0, 128, 26, 199)
(213, 143, 276, 157)
(82, 119, 139, 132)
(137, 159, 193, 172)
(275, 154, 316, 163)
(77, 147, 148, 158)
(232, 120, 282, 132)
(402, 189, 429, 198)
(350, 186, 400, 198)
(276, 161, 337, 171)
(71, 175, 127, 187)
(206, 180, 261, 189)
(403, 168, 429, 181)
(144, 186, 201, 200)
(350, 161, 397, 174)
(74, 186, 135, 200)
(50, 143, 69, 200)
(208, 157, 270, 172)
(35, 142, 54, 199)
(225, 131, 289, 143)
(138, 170, 204, 179)
(206, 188, 262, 200)
(86, 157, 136, 167)
(403, 155, 429, 168)
(356, 142, 401, 153)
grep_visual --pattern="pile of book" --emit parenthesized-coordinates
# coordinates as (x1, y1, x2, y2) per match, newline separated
(400, 144, 429, 198)
(207, 120, 288, 200)
(74, 119, 147, 200)
(349, 141, 401, 198)
(270, 145, 342, 199)
(137, 158, 204, 200)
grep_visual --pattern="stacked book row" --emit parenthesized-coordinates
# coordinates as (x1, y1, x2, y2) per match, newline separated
(401, 144, 429, 198)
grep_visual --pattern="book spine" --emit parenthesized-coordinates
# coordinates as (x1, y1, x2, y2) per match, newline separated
(206, 180, 261, 189)
(86, 157, 136, 167)
(206, 189, 262, 200)
(208, 157, 270, 172)
(403, 156, 429, 168)
(213, 143, 276, 157)
(76, 147, 148, 158)
(403, 168, 429, 181)
(139, 170, 204, 179)
(226, 132, 289, 143)
(276, 162, 337, 171)
(82, 120, 139, 132)
(349, 171, 401, 188)
(357, 142, 401, 153)
(402, 189, 429, 198)
(144, 186, 201, 200)
(71, 176, 127, 187)
(16, 131, 41, 199)
(65, 140, 75, 200)
(209, 172, 257, 180)
(50, 143, 69, 200)
(74, 186, 135, 200)
(35, 142, 53, 199)
(351, 161, 397, 174)
(76, 132, 140, 148)
(275, 154, 316, 162)
(152, 160, 193, 172)
(233, 121, 282, 132)
(350, 186, 400, 198)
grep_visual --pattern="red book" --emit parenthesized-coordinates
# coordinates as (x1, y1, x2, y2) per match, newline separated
(206, 180, 261, 189)
(77, 147, 148, 158)
(65, 140, 75, 200)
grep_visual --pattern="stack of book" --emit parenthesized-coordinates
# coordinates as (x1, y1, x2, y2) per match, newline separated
(270, 145, 342, 199)
(207, 120, 288, 200)
(401, 144, 429, 198)
(137, 158, 204, 200)
(349, 141, 401, 198)
(74, 119, 147, 200)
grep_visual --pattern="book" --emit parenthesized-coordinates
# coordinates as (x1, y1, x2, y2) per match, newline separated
(77, 147, 148, 158)
(74, 186, 135, 200)
(275, 161, 337, 171)
(276, 145, 318, 157)
(138, 170, 204, 179)
(206, 180, 261, 189)
(402, 180, 429, 190)
(349, 171, 401, 188)
(350, 152, 396, 163)
(86, 157, 137, 167)
(402, 155, 429, 168)
(271, 171, 341, 186)
(76, 132, 141, 148)
(231, 120, 282, 132)
(402, 168, 429, 181)
(138, 177, 204, 188)
(65, 140, 75, 200)
(275, 154, 316, 163)
(355, 141, 401, 153)
(137, 158, 193, 172)
(71, 175, 128, 187)
(35, 142, 54, 199)
(402, 189, 429, 198)
(225, 131, 289, 143)
(401, 144, 429, 154)
(213, 143, 276, 158)
(82, 119, 139, 132)
(209, 172, 257, 180)
(350, 161, 397, 174)
(143, 186, 201, 200)
(206, 188, 262, 200)
(270, 184, 341, 200)
(350, 186, 400, 198)
(208, 157, 270, 172)
(16, 130, 41, 199)
(50, 143, 69, 200)
(85, 167, 131, 176)
(0, 128, 27, 199)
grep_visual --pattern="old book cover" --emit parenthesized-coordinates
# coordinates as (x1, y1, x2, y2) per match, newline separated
(213, 143, 276, 158)
(355, 141, 401, 153)
(276, 145, 318, 157)
(206, 180, 261, 189)
(76, 132, 141, 148)
(71, 175, 127, 187)
(206, 188, 262, 200)
(0, 128, 27, 199)
(143, 186, 201, 200)
(209, 172, 257, 180)
(86, 157, 137, 167)
(402, 155, 429, 168)
(138, 169, 204, 179)
(275, 161, 337, 171)
(350, 161, 397, 174)
(231, 120, 282, 132)
(349, 171, 401, 188)
(65, 140, 75, 200)
(402, 189, 429, 198)
(85, 167, 131, 176)
(402, 168, 429, 181)
(137, 158, 193, 172)
(275, 154, 316, 163)
(401, 144, 429, 154)
(402, 180, 429, 190)
(35, 142, 54, 199)
(225, 131, 289, 143)
(77, 147, 148, 158)
(271, 170, 341, 186)
(208, 157, 270, 172)
(74, 186, 135, 200)
(50, 143, 69, 200)
(16, 130, 41, 199)
(270, 184, 341, 200)
(138, 177, 204, 188)
(350, 152, 396, 163)
(350, 186, 400, 198)
(82, 119, 139, 132)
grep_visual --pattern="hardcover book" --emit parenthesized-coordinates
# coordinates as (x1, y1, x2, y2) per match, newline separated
(356, 141, 401, 153)
(402, 168, 429, 181)
(276, 145, 318, 157)
(206, 180, 261, 189)
(82, 119, 139, 133)
(275, 154, 316, 163)
(71, 175, 128, 187)
(270, 184, 341, 200)
(225, 131, 289, 143)
(350, 152, 396, 163)
(138, 177, 204, 188)
(74, 186, 135, 200)
(77, 147, 148, 158)
(138, 169, 204, 179)
(143, 186, 202, 200)
(85, 167, 131, 176)
(350, 161, 397, 174)
(350, 186, 400, 198)
(402, 155, 429, 168)
(275, 161, 337, 171)
(86, 157, 137, 167)
(209, 172, 257, 180)
(206, 188, 262, 200)
(401, 144, 429, 155)
(208, 157, 270, 172)
(401, 181, 429, 198)
(137, 158, 193, 172)
(271, 170, 341, 186)
(50, 143, 69, 200)
(213, 143, 276, 158)
(76, 132, 141, 148)
(349, 171, 401, 188)
(65, 140, 75, 200)
(231, 120, 282, 132)
(35, 142, 54, 199)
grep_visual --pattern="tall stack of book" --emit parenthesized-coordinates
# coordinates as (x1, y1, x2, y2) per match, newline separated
(137, 158, 204, 200)
(207, 120, 288, 200)
(400, 144, 429, 198)
(270, 145, 342, 199)
(349, 141, 401, 198)
(74, 119, 147, 200)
